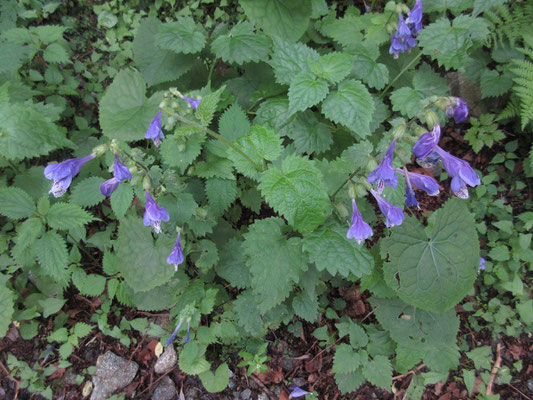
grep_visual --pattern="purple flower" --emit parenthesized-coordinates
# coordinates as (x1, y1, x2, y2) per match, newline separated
(412, 125, 441, 160)
(289, 385, 309, 398)
(406, 0, 423, 35)
(370, 189, 404, 228)
(346, 199, 373, 244)
(446, 98, 469, 123)
(403, 174, 419, 207)
(167, 233, 184, 272)
(435, 146, 480, 199)
(183, 96, 200, 110)
(166, 319, 183, 346)
(143, 191, 170, 233)
(396, 169, 440, 196)
(367, 140, 398, 193)
(184, 323, 191, 343)
(145, 111, 165, 147)
(479, 257, 486, 272)
(44, 154, 94, 197)
(389, 14, 417, 58)
(100, 178, 120, 197)
(100, 155, 132, 197)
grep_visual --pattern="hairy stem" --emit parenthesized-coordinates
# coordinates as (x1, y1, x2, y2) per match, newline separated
(379, 51, 423, 99)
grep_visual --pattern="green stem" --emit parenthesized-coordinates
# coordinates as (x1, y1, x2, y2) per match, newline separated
(67, 233, 98, 264)
(379, 51, 423, 99)
(207, 55, 217, 85)
(121, 150, 150, 172)
(331, 170, 360, 200)
(171, 113, 262, 171)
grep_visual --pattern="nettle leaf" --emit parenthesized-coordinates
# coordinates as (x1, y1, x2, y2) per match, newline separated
(196, 86, 225, 127)
(179, 342, 211, 375)
(331, 344, 362, 373)
(423, 0, 472, 13)
(243, 218, 306, 312)
(115, 216, 175, 292)
(303, 222, 374, 278)
(0, 42, 30, 74)
(321, 80, 374, 138)
(43, 43, 69, 64)
(99, 69, 162, 141)
(240, 0, 312, 42)
(0, 283, 15, 337)
(380, 198, 479, 312)
(363, 356, 392, 389)
(288, 71, 329, 114)
(160, 128, 206, 173)
(418, 16, 489, 70)
(0, 187, 35, 219)
(195, 157, 234, 180)
(36, 231, 69, 280)
(259, 155, 330, 233)
(218, 103, 250, 141)
(308, 52, 354, 84)
(72, 268, 106, 297)
(480, 70, 513, 99)
(69, 177, 106, 208)
(227, 125, 282, 180)
(15, 218, 43, 252)
(110, 184, 134, 220)
(155, 17, 207, 54)
(292, 290, 319, 322)
(133, 17, 196, 86)
(205, 178, 238, 217)
(269, 37, 320, 85)
(318, 15, 363, 47)
(350, 44, 389, 90)
(215, 238, 251, 289)
(335, 370, 365, 395)
(472, 0, 508, 16)
(47, 203, 94, 230)
(211, 22, 271, 65)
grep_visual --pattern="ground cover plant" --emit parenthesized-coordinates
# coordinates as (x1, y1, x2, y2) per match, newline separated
(0, 0, 532, 399)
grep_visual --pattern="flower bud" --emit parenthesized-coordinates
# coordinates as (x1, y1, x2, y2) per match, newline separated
(366, 158, 378, 172)
(109, 139, 120, 154)
(424, 110, 439, 129)
(159, 99, 169, 109)
(414, 126, 427, 137)
(355, 184, 368, 198)
(196, 207, 208, 219)
(142, 175, 152, 191)
(348, 185, 357, 200)
(91, 144, 107, 157)
(187, 166, 194, 176)
(399, 3, 410, 14)
(335, 203, 349, 219)
(391, 123, 406, 140)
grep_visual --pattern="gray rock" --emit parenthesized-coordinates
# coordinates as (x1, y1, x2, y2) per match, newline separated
(257, 394, 269, 400)
(241, 388, 252, 400)
(527, 379, 533, 393)
(63, 368, 78, 385)
(151, 376, 176, 400)
(281, 358, 297, 372)
(292, 377, 306, 387)
(154, 346, 177, 374)
(185, 387, 202, 400)
(228, 378, 237, 390)
(232, 391, 241, 399)
(90, 351, 139, 400)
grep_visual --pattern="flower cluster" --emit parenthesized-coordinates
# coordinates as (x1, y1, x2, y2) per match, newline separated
(389, 0, 423, 58)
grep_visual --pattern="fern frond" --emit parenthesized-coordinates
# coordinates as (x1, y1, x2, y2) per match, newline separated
(509, 55, 533, 129)
(497, 97, 521, 121)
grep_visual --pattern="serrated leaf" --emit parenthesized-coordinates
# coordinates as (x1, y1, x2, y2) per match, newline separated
(199, 363, 229, 393)
(15, 218, 42, 252)
(259, 155, 330, 233)
(308, 52, 354, 84)
(133, 17, 196, 86)
(131, 285, 174, 311)
(0, 284, 15, 337)
(111, 183, 134, 219)
(160, 130, 206, 173)
(69, 177, 106, 208)
(240, 0, 312, 42)
(321, 80, 374, 138)
(331, 344, 362, 373)
(335, 369, 365, 394)
(196, 240, 219, 270)
(0, 42, 30, 74)
(423, 0, 472, 12)
(218, 103, 250, 141)
(195, 157, 234, 180)
(288, 72, 329, 114)
(205, 178, 237, 217)
(179, 342, 211, 375)
(196, 86, 225, 127)
(0, 187, 35, 219)
(480, 70, 512, 99)
(155, 18, 207, 54)
(292, 290, 318, 322)
(99, 69, 162, 141)
(472, 0, 508, 16)
(269, 37, 320, 85)
(363, 355, 392, 389)
(115, 216, 175, 292)
(317, 15, 363, 47)
(43, 43, 69, 64)
(211, 22, 271, 65)
(240, 187, 262, 213)
(47, 203, 94, 230)
(215, 238, 251, 289)
(72, 268, 106, 297)
(381, 198, 479, 312)
(303, 222, 373, 278)
(243, 218, 305, 312)
(39, 297, 66, 318)
(36, 231, 69, 280)
(227, 125, 282, 180)
(73, 322, 93, 338)
(350, 44, 389, 90)
(31, 25, 67, 44)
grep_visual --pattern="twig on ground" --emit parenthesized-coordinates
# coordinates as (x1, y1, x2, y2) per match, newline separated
(0, 359, 20, 400)
(486, 342, 502, 395)
(249, 373, 276, 400)
(508, 382, 532, 400)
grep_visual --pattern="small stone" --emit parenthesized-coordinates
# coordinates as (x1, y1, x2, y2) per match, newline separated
(527, 379, 533, 393)
(63, 368, 78, 385)
(292, 377, 306, 387)
(228, 378, 237, 390)
(232, 391, 241, 399)
(90, 351, 139, 400)
(257, 393, 269, 400)
(0, 386, 6, 399)
(273, 387, 282, 397)
(154, 346, 177, 374)
(151, 376, 176, 400)
(281, 358, 297, 372)
(185, 387, 202, 400)
(241, 388, 252, 400)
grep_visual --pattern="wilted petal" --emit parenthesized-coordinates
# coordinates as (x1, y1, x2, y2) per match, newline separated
(412, 125, 441, 160)
(100, 178, 120, 197)
(367, 140, 398, 192)
(346, 199, 373, 244)
(113, 154, 131, 182)
(371, 189, 404, 228)
(145, 111, 165, 147)
(289, 385, 309, 398)
(166, 319, 183, 346)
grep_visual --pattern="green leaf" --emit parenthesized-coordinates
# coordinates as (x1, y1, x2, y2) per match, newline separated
(0, 42, 30, 74)
(205, 178, 238, 217)
(350, 44, 389, 90)
(308, 52, 354, 84)
(99, 69, 162, 141)
(115, 216, 175, 292)
(227, 125, 282, 180)
(38, 297, 66, 318)
(331, 344, 362, 373)
(317, 15, 363, 47)
(423, 0, 472, 12)
(43, 43, 69, 64)
(195, 157, 234, 180)
(15, 218, 43, 251)
(418, 16, 489, 70)
(196, 240, 219, 270)
(381, 198, 479, 312)
(243, 218, 305, 312)
(303, 222, 373, 278)
(72, 268, 106, 297)
(179, 342, 211, 375)
(218, 103, 250, 141)
(488, 245, 509, 261)
(155, 18, 207, 54)
(211, 22, 271, 65)
(47, 203, 94, 230)
(215, 238, 251, 289)
(160, 129, 206, 173)
(35, 231, 69, 280)
(240, 0, 312, 42)
(362, 355, 392, 389)
(196, 86, 225, 127)
(110, 183, 134, 219)
(73, 322, 93, 338)
(480, 70, 512, 99)
(133, 17, 196, 86)
(321, 79, 374, 138)
(199, 363, 229, 393)
(69, 177, 106, 208)
(472, 0, 508, 16)
(0, 187, 35, 219)
(0, 283, 15, 337)
(288, 72, 329, 114)
(292, 290, 319, 322)
(269, 37, 320, 85)
(335, 369, 365, 394)
(259, 155, 330, 233)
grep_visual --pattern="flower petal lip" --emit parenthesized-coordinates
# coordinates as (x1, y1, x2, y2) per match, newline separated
(435, 146, 481, 187)
(412, 125, 441, 159)
(447, 98, 469, 123)
(370, 189, 404, 228)
(145, 111, 165, 147)
(167, 233, 184, 271)
(367, 140, 399, 191)
(113, 154, 131, 182)
(143, 190, 170, 233)
(100, 178, 120, 197)
(44, 154, 94, 197)
(396, 169, 440, 196)
(346, 199, 373, 244)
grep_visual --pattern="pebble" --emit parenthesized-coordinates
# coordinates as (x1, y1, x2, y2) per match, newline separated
(257, 393, 269, 400)
(151, 376, 176, 400)
(154, 346, 177, 374)
(292, 377, 306, 387)
(241, 388, 252, 400)
(527, 379, 533, 393)
(185, 387, 202, 400)
(90, 351, 139, 400)
(281, 358, 297, 372)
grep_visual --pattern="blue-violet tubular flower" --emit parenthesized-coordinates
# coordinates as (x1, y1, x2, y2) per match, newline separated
(412, 125, 441, 160)
(166, 319, 183, 346)
(435, 146, 481, 199)
(44, 154, 94, 197)
(346, 199, 373, 244)
(143, 191, 170, 233)
(396, 168, 440, 196)
(100, 154, 132, 197)
(446, 98, 469, 124)
(367, 139, 398, 193)
(145, 111, 165, 147)
(183, 96, 200, 110)
(289, 385, 309, 398)
(406, 0, 423, 35)
(167, 233, 184, 272)
(370, 189, 404, 228)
